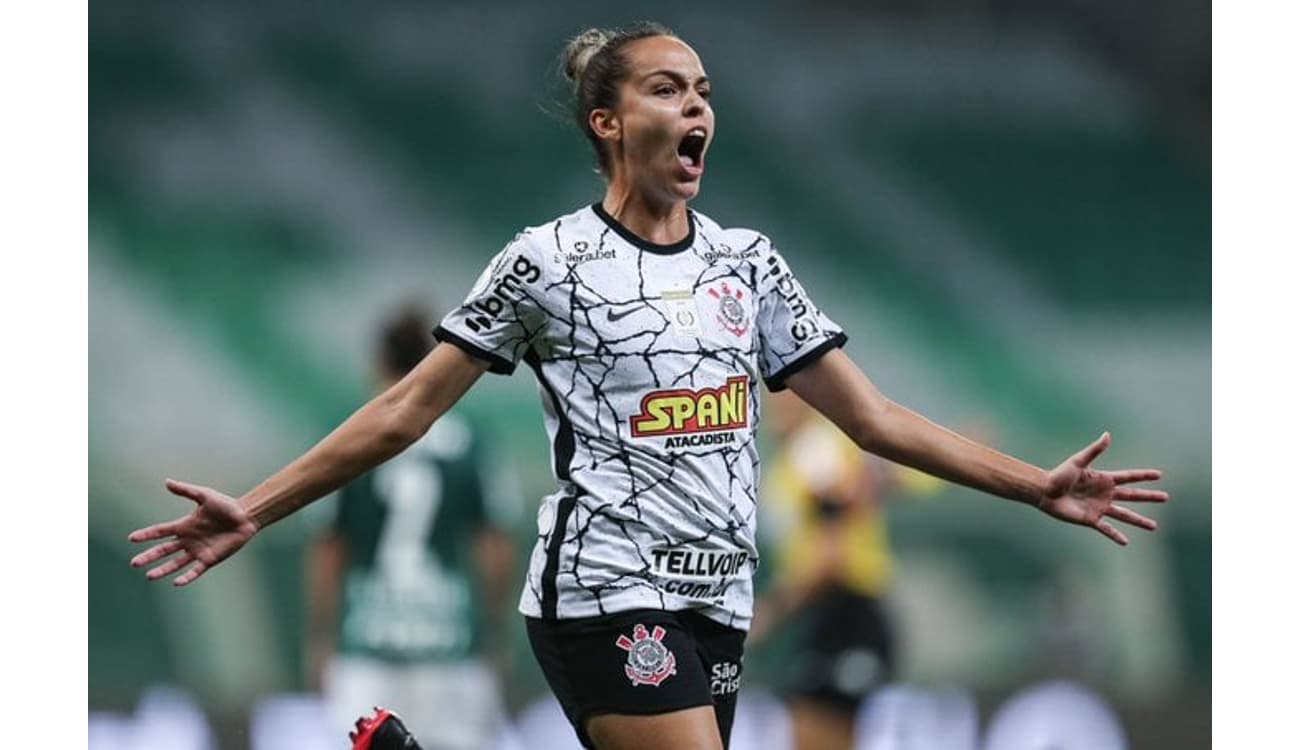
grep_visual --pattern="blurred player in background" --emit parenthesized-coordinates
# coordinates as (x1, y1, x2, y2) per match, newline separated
(750, 390, 940, 750)
(306, 306, 516, 749)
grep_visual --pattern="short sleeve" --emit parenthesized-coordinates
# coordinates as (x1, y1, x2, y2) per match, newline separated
(755, 243, 847, 391)
(435, 233, 547, 375)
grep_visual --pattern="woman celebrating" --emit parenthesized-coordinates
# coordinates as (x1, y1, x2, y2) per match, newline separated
(129, 23, 1168, 750)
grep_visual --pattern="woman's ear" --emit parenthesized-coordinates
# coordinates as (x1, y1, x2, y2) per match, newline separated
(589, 108, 621, 142)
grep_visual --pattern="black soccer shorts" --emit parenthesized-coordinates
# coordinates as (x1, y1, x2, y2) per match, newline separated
(526, 608, 747, 749)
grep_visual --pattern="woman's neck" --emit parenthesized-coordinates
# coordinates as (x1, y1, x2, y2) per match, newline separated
(601, 181, 690, 246)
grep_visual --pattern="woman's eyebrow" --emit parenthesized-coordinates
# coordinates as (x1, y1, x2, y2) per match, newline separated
(643, 70, 710, 86)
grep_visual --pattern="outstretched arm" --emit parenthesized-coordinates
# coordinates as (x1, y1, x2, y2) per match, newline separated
(129, 343, 491, 585)
(785, 349, 1168, 545)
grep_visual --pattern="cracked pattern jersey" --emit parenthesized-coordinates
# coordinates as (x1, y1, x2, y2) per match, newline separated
(435, 203, 846, 630)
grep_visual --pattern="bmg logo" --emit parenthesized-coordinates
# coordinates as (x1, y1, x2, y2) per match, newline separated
(464, 255, 541, 332)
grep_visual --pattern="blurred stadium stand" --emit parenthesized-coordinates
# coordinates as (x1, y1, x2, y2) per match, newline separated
(90, 1, 1209, 747)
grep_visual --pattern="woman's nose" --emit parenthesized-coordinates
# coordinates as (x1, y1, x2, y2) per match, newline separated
(683, 92, 706, 117)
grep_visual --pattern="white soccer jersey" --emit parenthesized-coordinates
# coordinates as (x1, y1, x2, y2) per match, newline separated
(435, 203, 846, 630)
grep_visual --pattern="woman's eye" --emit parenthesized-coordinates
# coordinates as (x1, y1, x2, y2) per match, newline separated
(655, 85, 677, 96)
(699, 88, 712, 100)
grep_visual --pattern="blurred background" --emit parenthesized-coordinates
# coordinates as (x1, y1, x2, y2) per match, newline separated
(89, 0, 1209, 748)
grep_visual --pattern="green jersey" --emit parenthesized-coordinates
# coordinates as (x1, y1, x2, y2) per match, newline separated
(332, 412, 504, 663)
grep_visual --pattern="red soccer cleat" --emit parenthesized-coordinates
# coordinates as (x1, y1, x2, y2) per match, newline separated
(349, 707, 423, 750)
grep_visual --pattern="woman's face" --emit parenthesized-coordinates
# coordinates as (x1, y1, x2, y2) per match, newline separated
(600, 36, 714, 204)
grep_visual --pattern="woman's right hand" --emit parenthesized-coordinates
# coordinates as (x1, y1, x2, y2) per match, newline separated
(128, 479, 260, 586)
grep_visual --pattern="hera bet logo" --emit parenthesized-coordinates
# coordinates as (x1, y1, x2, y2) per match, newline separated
(615, 624, 677, 687)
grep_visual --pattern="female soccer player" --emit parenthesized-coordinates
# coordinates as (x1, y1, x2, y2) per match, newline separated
(128, 22, 1168, 750)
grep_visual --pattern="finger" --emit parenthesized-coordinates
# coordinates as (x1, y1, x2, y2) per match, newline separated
(128, 521, 183, 543)
(131, 540, 185, 568)
(1105, 505, 1158, 531)
(174, 560, 209, 587)
(1108, 469, 1162, 485)
(1114, 487, 1170, 503)
(1071, 432, 1111, 468)
(165, 478, 210, 504)
(1093, 520, 1129, 546)
(147, 552, 194, 581)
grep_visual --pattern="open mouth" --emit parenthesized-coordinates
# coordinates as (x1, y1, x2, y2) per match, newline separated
(677, 127, 707, 171)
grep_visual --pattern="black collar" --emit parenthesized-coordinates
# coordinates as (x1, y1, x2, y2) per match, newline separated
(591, 202, 695, 255)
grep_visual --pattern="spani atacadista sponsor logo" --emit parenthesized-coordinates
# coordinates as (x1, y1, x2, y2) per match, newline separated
(629, 376, 749, 443)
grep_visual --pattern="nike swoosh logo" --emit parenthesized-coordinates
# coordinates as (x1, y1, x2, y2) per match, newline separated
(606, 306, 639, 322)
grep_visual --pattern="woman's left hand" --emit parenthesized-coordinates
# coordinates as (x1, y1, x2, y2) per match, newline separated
(1038, 432, 1169, 545)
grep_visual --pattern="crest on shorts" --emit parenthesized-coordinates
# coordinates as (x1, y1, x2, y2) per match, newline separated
(615, 624, 677, 687)
(707, 282, 749, 337)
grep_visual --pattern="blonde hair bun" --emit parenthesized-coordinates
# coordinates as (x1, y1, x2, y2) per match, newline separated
(563, 28, 612, 85)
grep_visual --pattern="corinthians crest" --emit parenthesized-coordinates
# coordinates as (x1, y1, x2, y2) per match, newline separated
(615, 624, 677, 687)
(707, 282, 749, 337)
